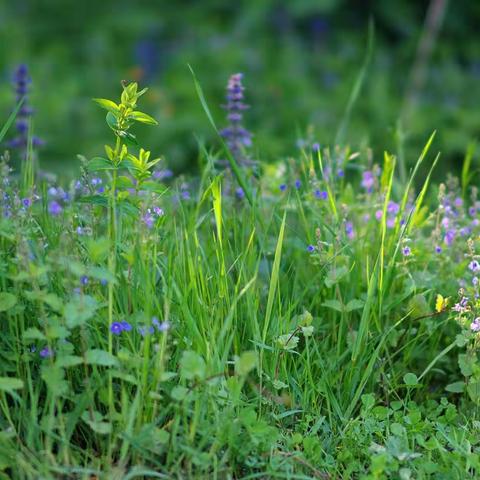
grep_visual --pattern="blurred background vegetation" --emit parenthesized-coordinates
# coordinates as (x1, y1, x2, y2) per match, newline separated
(0, 0, 479, 176)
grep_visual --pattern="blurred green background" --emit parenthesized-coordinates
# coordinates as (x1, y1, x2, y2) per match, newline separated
(0, 0, 479, 176)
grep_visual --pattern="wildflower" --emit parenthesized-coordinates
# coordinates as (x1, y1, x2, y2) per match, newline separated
(435, 245, 442, 254)
(387, 201, 400, 215)
(279, 184, 287, 192)
(312, 143, 320, 152)
(48, 200, 62, 216)
(181, 190, 191, 200)
(110, 322, 123, 335)
(469, 207, 476, 217)
(337, 169, 344, 178)
(235, 187, 245, 199)
(470, 318, 480, 332)
(80, 275, 89, 286)
(444, 229, 456, 246)
(454, 197, 463, 208)
(294, 179, 301, 189)
(22, 198, 31, 208)
(361, 171, 375, 192)
(452, 296, 469, 313)
(469, 260, 480, 273)
(345, 221, 354, 239)
(386, 218, 395, 229)
(402, 246, 411, 256)
(307, 244, 315, 253)
(153, 169, 174, 181)
(6, 64, 44, 159)
(120, 320, 132, 331)
(375, 210, 383, 221)
(76, 226, 84, 235)
(153, 206, 164, 216)
(314, 190, 327, 200)
(473, 277, 479, 287)
(39, 346, 53, 358)
(91, 177, 102, 186)
(219, 73, 253, 168)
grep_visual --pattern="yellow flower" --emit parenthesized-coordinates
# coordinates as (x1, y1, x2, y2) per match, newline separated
(435, 294, 449, 313)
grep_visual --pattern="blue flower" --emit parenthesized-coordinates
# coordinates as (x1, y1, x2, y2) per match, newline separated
(110, 322, 123, 335)
(48, 200, 62, 216)
(307, 245, 315, 253)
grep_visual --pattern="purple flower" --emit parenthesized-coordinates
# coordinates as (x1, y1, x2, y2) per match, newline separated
(6, 64, 44, 159)
(386, 218, 395, 229)
(337, 169, 344, 178)
(361, 171, 375, 192)
(39, 346, 53, 358)
(181, 190, 191, 201)
(444, 229, 456, 246)
(375, 210, 383, 221)
(435, 245, 442, 254)
(110, 322, 123, 335)
(143, 210, 155, 228)
(153, 206, 164, 216)
(279, 184, 287, 192)
(402, 246, 411, 257)
(469, 260, 480, 273)
(219, 73, 254, 169)
(91, 177, 102, 186)
(345, 221, 354, 239)
(153, 169, 174, 181)
(312, 143, 320, 152)
(314, 190, 327, 200)
(48, 200, 62, 216)
(120, 320, 132, 332)
(387, 201, 400, 215)
(454, 197, 463, 208)
(470, 318, 480, 332)
(307, 245, 315, 253)
(80, 276, 88, 286)
(235, 187, 245, 199)
(294, 179, 301, 189)
(22, 198, 31, 208)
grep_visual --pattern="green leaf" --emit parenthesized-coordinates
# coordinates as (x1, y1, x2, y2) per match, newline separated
(171, 385, 189, 401)
(458, 353, 475, 377)
(403, 373, 418, 386)
(56, 355, 83, 368)
(235, 351, 257, 376)
(64, 295, 98, 329)
(22, 327, 46, 342)
(324, 266, 348, 288)
(118, 131, 138, 146)
(0, 377, 24, 391)
(86, 157, 115, 172)
(345, 299, 365, 312)
(445, 381, 465, 393)
(322, 299, 344, 312)
(129, 110, 158, 125)
(93, 98, 120, 114)
(0, 292, 17, 312)
(81, 411, 112, 434)
(180, 351, 206, 380)
(467, 379, 480, 404)
(41, 365, 68, 396)
(85, 349, 118, 367)
(106, 111, 118, 130)
(0, 97, 24, 143)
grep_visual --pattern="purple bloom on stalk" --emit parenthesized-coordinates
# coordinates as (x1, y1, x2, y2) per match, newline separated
(444, 229, 456, 246)
(181, 190, 191, 201)
(219, 73, 253, 169)
(279, 184, 287, 192)
(469, 207, 476, 217)
(470, 318, 480, 332)
(361, 171, 375, 192)
(454, 197, 463, 208)
(345, 221, 354, 239)
(294, 179, 301, 189)
(337, 169, 344, 178)
(6, 64, 44, 159)
(158, 321, 170, 332)
(48, 200, 62, 216)
(435, 245, 442, 254)
(153, 169, 174, 181)
(375, 210, 383, 221)
(22, 198, 31, 208)
(80, 275, 88, 286)
(386, 218, 395, 229)
(312, 143, 320, 152)
(402, 246, 411, 257)
(153, 206, 164, 216)
(39, 346, 53, 358)
(110, 322, 123, 335)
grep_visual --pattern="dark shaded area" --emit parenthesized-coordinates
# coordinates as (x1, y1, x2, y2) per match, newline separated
(0, 0, 479, 175)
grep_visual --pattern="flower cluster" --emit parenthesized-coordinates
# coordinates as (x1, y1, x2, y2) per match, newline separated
(7, 65, 44, 160)
(219, 73, 254, 169)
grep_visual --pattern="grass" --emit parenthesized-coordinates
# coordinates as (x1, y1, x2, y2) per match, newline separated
(0, 80, 480, 480)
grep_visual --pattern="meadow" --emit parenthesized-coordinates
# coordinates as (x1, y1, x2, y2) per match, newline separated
(0, 54, 479, 479)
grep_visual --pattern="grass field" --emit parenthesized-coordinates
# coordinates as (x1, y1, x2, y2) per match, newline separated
(0, 69, 479, 479)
